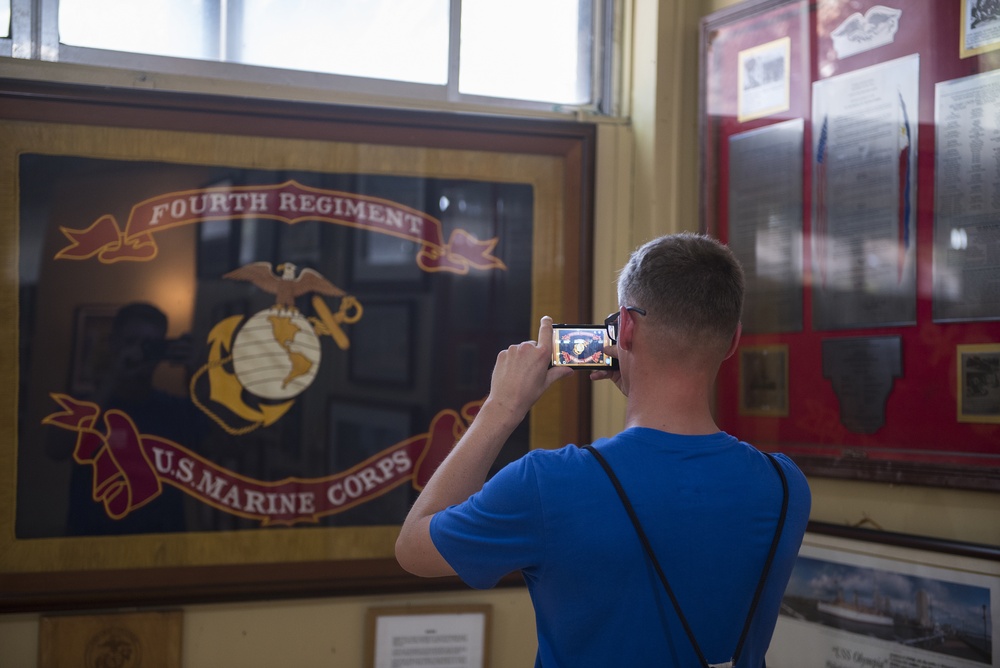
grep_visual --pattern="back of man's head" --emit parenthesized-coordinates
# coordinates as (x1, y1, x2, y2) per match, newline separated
(617, 233, 744, 354)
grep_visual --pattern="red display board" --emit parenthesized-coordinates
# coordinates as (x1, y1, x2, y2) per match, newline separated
(701, 0, 1000, 490)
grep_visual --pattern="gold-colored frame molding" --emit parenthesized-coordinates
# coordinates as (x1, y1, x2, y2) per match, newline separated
(0, 80, 596, 611)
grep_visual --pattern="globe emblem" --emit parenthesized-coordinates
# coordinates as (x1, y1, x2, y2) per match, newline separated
(232, 307, 322, 400)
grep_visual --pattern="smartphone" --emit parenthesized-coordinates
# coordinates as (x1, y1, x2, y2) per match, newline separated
(551, 324, 617, 369)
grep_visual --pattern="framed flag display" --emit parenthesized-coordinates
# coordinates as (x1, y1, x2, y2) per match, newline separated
(0, 80, 595, 611)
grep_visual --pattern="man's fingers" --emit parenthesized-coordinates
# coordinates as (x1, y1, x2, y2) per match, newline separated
(537, 315, 554, 354)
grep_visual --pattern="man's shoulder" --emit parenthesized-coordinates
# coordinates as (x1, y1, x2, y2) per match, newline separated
(495, 444, 597, 489)
(768, 452, 811, 487)
(520, 443, 588, 468)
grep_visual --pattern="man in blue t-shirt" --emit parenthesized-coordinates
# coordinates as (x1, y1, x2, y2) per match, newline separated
(396, 233, 811, 667)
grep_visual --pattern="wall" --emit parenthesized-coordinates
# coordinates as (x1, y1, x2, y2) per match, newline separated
(1, 0, 998, 666)
(0, 589, 537, 667)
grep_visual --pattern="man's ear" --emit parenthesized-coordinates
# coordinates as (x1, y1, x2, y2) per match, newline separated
(722, 322, 742, 361)
(618, 306, 636, 352)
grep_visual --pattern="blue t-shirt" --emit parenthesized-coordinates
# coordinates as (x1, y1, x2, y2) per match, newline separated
(430, 427, 811, 667)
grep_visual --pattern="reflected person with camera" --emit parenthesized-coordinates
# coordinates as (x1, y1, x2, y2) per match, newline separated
(63, 302, 200, 535)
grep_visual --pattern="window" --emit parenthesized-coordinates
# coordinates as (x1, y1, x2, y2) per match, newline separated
(460, 0, 592, 105)
(60, 0, 212, 60)
(236, 1, 450, 85)
(44, 0, 604, 111)
(1, 0, 10, 39)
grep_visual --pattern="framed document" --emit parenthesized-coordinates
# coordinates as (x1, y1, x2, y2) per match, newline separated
(367, 605, 492, 668)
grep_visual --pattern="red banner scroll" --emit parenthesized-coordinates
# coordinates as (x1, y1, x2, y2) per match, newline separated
(54, 181, 506, 274)
(43, 394, 480, 526)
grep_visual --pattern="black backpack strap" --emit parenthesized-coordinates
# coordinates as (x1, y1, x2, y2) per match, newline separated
(732, 451, 789, 663)
(582, 444, 789, 668)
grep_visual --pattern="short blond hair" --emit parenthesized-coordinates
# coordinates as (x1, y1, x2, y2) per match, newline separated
(617, 233, 744, 346)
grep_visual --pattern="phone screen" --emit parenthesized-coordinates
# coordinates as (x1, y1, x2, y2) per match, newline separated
(551, 325, 616, 369)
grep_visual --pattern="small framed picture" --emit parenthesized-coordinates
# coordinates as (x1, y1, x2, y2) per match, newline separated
(739, 344, 789, 417)
(737, 37, 791, 122)
(961, 0, 1000, 58)
(957, 343, 1000, 423)
(367, 605, 492, 668)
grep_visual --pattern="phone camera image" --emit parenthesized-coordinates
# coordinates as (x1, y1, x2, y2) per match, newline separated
(551, 325, 616, 369)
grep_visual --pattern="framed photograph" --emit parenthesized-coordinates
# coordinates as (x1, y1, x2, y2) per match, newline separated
(366, 605, 492, 668)
(739, 345, 788, 417)
(961, 0, 1000, 58)
(958, 344, 1000, 424)
(702, 0, 1000, 491)
(770, 523, 1000, 668)
(0, 80, 595, 611)
(737, 37, 790, 122)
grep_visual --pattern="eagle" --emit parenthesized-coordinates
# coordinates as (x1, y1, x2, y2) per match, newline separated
(223, 262, 346, 310)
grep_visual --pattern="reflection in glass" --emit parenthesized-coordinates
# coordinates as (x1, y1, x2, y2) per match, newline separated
(16, 155, 534, 538)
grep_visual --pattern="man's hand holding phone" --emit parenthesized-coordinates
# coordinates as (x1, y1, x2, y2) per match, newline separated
(487, 316, 574, 420)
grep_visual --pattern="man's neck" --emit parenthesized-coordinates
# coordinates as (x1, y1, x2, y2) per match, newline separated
(623, 366, 721, 436)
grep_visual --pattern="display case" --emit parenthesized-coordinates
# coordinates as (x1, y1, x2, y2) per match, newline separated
(701, 0, 1000, 490)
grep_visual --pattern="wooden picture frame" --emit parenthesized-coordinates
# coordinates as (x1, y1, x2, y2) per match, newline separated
(0, 79, 595, 611)
(770, 522, 1000, 667)
(701, 0, 1000, 491)
(366, 605, 492, 668)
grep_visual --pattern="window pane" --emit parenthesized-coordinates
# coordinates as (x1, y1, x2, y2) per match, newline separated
(59, 0, 210, 59)
(1, 0, 10, 39)
(460, 0, 593, 104)
(236, 0, 449, 85)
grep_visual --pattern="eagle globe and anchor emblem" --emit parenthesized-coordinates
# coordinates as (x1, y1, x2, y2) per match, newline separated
(191, 261, 362, 434)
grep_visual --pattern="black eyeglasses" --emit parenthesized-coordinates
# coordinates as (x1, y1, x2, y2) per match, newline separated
(604, 306, 647, 343)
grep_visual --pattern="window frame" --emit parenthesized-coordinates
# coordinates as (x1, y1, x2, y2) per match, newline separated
(16, 0, 611, 116)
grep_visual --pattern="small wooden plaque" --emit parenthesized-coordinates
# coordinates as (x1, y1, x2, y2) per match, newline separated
(39, 610, 182, 668)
